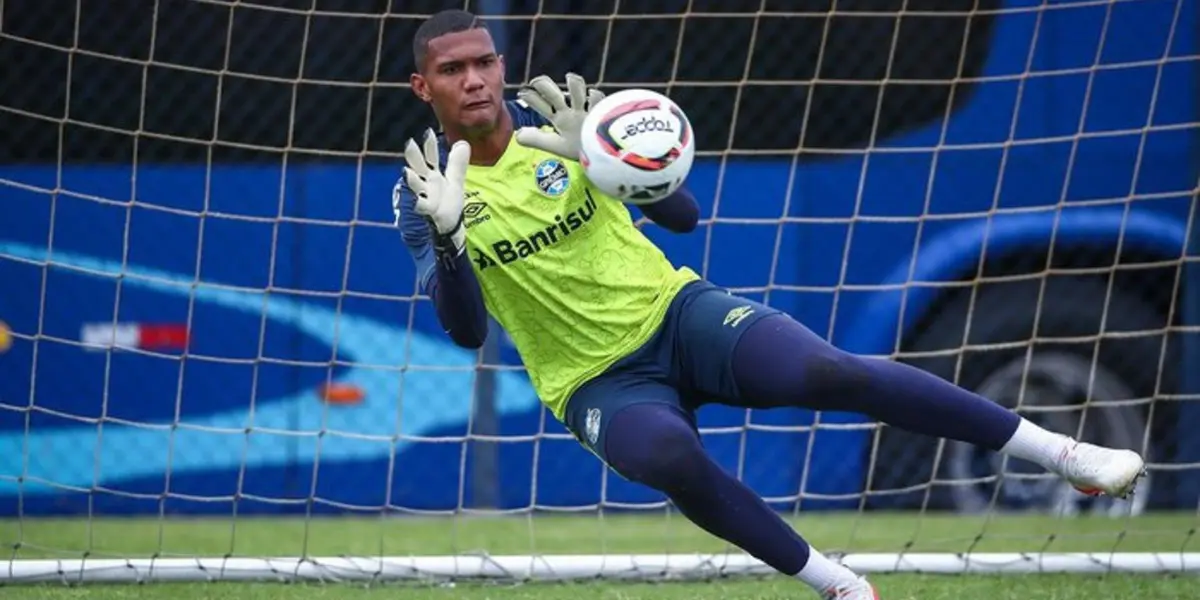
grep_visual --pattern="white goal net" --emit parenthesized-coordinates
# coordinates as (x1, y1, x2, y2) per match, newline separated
(1, 0, 1199, 587)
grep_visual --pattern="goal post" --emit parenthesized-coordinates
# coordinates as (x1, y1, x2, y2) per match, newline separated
(1, 0, 1199, 587)
(8, 553, 1200, 585)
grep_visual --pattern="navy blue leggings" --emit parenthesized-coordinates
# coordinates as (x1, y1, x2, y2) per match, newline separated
(602, 313, 1021, 576)
(728, 314, 1019, 449)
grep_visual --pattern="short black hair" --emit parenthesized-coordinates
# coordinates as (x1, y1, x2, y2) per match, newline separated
(413, 9, 486, 71)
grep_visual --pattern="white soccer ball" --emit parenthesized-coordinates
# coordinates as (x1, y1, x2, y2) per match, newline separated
(579, 88, 695, 205)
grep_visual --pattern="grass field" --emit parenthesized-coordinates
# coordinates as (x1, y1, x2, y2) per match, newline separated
(3, 512, 1199, 599)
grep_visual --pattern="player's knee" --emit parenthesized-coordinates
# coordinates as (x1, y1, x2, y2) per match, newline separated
(606, 404, 705, 492)
(630, 426, 706, 493)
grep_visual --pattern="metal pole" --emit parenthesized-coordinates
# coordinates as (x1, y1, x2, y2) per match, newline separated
(1177, 186, 1199, 508)
(1175, 9, 1200, 508)
(469, 0, 510, 511)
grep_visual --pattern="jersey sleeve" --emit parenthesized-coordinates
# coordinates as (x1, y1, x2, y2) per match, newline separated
(394, 158, 489, 348)
(510, 99, 550, 128)
(637, 186, 700, 233)
(394, 174, 437, 294)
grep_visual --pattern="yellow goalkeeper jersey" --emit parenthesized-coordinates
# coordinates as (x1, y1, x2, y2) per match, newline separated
(460, 130, 698, 420)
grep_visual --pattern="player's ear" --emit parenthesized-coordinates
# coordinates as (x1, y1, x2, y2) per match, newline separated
(410, 73, 432, 103)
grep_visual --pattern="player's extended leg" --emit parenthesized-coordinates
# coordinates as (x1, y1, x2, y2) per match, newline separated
(590, 402, 870, 600)
(605, 405, 831, 577)
(726, 312, 1146, 499)
(564, 334, 873, 599)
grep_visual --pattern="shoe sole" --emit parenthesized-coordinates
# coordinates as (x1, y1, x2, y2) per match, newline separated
(1073, 465, 1147, 500)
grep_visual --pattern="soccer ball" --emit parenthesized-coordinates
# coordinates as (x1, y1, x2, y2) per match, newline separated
(579, 89, 695, 205)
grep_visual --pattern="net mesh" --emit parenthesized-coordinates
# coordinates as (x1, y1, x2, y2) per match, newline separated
(1, 0, 1199, 586)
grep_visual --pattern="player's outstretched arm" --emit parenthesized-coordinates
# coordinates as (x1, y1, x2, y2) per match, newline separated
(636, 186, 699, 233)
(510, 74, 699, 233)
(394, 131, 489, 349)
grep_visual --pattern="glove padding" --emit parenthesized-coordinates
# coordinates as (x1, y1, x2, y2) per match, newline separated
(515, 73, 605, 161)
(401, 128, 471, 256)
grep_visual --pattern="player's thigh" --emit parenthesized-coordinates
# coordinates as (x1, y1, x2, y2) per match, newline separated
(563, 372, 695, 465)
(673, 281, 782, 402)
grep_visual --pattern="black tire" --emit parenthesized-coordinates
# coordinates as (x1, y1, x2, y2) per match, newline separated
(865, 275, 1178, 514)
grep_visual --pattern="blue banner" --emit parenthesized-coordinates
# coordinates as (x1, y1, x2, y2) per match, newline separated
(0, 0, 1195, 515)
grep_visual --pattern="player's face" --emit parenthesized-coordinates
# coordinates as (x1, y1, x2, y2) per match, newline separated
(412, 29, 506, 136)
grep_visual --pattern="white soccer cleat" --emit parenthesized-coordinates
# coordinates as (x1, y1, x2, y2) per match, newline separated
(1059, 441, 1146, 499)
(822, 577, 880, 600)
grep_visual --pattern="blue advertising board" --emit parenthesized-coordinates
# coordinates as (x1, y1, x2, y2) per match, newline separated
(0, 0, 1195, 515)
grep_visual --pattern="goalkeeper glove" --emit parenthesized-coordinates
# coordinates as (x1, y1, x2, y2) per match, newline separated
(514, 72, 605, 161)
(401, 129, 472, 260)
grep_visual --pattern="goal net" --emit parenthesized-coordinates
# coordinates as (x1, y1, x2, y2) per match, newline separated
(1, 0, 1198, 587)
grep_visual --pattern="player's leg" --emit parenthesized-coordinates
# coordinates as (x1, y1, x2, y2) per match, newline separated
(729, 313, 1143, 496)
(675, 282, 1144, 499)
(564, 354, 869, 598)
(602, 403, 869, 598)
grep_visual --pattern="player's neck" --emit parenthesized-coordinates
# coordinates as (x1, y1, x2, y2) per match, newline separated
(446, 111, 514, 167)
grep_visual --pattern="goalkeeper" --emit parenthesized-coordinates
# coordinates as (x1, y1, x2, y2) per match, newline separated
(394, 10, 1146, 600)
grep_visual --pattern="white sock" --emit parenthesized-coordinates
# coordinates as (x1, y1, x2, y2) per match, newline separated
(794, 547, 859, 594)
(999, 418, 1074, 472)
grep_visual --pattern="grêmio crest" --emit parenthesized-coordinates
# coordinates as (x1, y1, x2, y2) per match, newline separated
(533, 159, 570, 197)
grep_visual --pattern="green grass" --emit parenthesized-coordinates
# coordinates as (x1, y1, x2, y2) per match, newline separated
(3, 512, 1199, 599)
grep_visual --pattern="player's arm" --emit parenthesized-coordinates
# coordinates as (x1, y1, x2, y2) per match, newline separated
(396, 181, 488, 349)
(394, 133, 489, 349)
(510, 82, 700, 233)
(634, 187, 699, 233)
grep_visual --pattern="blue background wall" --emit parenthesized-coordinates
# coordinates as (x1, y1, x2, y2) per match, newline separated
(0, 0, 1195, 515)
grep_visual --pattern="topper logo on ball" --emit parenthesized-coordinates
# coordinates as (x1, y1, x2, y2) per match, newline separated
(619, 115, 676, 140)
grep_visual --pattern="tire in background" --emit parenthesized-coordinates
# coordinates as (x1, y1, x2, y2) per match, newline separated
(864, 275, 1178, 514)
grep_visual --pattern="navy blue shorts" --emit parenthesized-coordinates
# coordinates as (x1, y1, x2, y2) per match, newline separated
(562, 280, 781, 462)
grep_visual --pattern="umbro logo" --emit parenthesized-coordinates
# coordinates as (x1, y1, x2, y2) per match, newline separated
(463, 201, 490, 229)
(723, 305, 754, 328)
(463, 201, 486, 218)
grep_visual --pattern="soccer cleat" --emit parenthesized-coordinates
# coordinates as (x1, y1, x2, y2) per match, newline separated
(822, 577, 880, 600)
(1058, 441, 1146, 499)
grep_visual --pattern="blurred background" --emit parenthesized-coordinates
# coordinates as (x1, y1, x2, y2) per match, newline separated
(0, 0, 1197, 524)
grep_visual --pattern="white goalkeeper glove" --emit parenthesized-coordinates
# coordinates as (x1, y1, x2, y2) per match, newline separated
(402, 128, 472, 256)
(514, 72, 605, 161)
